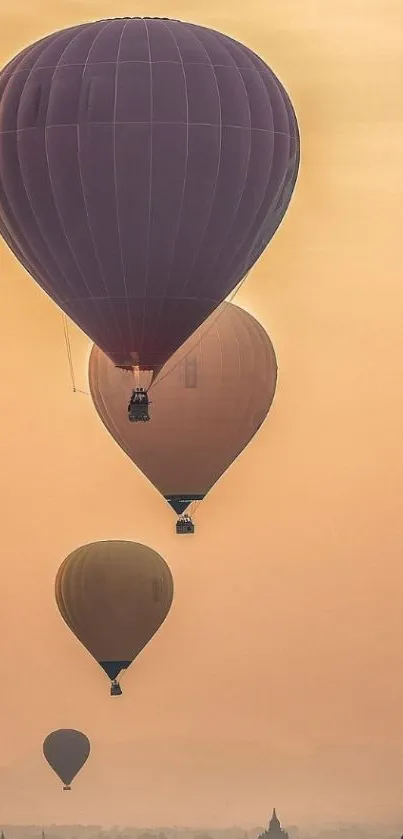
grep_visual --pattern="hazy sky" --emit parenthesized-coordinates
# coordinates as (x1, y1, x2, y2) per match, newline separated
(1, 0, 403, 830)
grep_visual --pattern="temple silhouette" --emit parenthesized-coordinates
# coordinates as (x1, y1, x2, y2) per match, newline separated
(258, 809, 289, 839)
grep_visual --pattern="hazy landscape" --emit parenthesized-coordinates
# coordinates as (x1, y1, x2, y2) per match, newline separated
(1, 826, 402, 839)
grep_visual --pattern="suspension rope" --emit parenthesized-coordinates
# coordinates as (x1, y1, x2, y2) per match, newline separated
(188, 499, 201, 519)
(62, 313, 90, 396)
(62, 313, 76, 393)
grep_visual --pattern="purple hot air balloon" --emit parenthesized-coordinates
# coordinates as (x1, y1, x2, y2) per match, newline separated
(0, 17, 299, 377)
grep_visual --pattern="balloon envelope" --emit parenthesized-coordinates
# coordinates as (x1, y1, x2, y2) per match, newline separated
(89, 302, 277, 514)
(43, 729, 90, 789)
(0, 17, 299, 372)
(55, 541, 174, 689)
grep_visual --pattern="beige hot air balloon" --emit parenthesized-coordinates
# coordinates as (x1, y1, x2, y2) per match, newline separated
(55, 541, 174, 695)
(89, 302, 278, 533)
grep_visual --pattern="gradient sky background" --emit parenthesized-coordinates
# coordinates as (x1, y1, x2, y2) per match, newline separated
(1, 0, 403, 830)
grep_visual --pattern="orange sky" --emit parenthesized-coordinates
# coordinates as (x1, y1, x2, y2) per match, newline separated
(1, 0, 403, 830)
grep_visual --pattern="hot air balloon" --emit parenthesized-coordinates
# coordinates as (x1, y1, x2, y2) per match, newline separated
(89, 302, 277, 532)
(43, 729, 90, 790)
(0, 17, 299, 402)
(55, 541, 174, 695)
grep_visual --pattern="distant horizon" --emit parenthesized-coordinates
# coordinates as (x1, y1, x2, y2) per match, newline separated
(1, 822, 402, 833)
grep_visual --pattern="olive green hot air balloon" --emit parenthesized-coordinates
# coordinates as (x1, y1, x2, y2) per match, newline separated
(55, 541, 174, 695)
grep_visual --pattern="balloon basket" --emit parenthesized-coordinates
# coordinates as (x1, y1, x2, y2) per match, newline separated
(63, 785, 71, 791)
(176, 517, 195, 535)
(128, 388, 150, 422)
(128, 412, 150, 423)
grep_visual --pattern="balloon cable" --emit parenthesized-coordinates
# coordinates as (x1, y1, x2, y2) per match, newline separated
(62, 313, 76, 392)
(62, 314, 89, 395)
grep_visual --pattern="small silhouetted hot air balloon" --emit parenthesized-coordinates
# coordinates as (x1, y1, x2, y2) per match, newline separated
(43, 729, 90, 790)
(55, 541, 174, 695)
(89, 302, 277, 532)
(0, 17, 299, 383)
